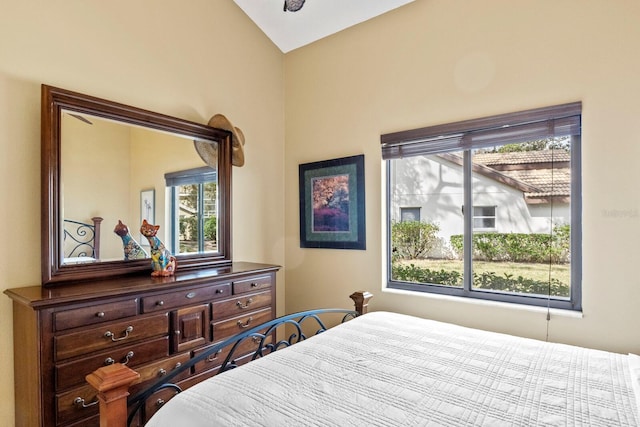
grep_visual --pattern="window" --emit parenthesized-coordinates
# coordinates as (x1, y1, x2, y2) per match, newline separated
(400, 207, 421, 222)
(165, 167, 218, 254)
(382, 103, 581, 310)
(473, 206, 496, 230)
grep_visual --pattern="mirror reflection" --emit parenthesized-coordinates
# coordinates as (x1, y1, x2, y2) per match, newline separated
(61, 110, 218, 265)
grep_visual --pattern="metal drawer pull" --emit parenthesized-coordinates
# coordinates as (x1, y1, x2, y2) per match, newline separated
(156, 300, 164, 307)
(237, 317, 253, 329)
(236, 298, 253, 309)
(104, 325, 134, 342)
(158, 368, 167, 377)
(207, 349, 223, 362)
(122, 351, 134, 365)
(215, 288, 224, 294)
(95, 311, 105, 318)
(74, 397, 99, 409)
(186, 292, 196, 299)
(250, 282, 258, 288)
(104, 357, 115, 365)
(156, 399, 165, 407)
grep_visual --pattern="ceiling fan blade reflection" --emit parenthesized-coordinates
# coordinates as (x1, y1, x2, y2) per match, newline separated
(68, 113, 93, 125)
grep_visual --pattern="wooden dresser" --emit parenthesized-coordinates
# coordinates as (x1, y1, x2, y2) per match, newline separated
(4, 262, 279, 427)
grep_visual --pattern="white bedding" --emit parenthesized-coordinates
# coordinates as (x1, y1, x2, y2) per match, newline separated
(147, 311, 639, 426)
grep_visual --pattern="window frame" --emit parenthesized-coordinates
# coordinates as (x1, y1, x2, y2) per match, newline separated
(382, 103, 582, 311)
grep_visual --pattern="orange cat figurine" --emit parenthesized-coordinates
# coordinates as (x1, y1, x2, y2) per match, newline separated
(140, 219, 177, 276)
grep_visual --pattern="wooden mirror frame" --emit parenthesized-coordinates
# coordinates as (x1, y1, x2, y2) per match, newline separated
(41, 85, 232, 285)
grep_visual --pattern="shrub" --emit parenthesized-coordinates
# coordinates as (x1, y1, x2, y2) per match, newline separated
(449, 225, 570, 264)
(473, 271, 568, 297)
(392, 263, 462, 287)
(391, 264, 568, 296)
(204, 216, 217, 242)
(392, 220, 440, 260)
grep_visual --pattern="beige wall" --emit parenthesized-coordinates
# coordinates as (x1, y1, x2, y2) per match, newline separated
(284, 0, 640, 353)
(0, 0, 284, 424)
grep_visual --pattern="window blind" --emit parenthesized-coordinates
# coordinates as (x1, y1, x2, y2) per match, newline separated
(381, 102, 581, 159)
(165, 166, 217, 186)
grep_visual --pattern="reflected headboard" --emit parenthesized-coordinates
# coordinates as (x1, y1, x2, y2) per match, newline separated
(63, 216, 103, 263)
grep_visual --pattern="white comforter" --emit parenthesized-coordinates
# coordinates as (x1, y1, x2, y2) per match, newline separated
(147, 311, 640, 426)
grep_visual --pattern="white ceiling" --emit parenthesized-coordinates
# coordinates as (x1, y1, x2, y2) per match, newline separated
(233, 0, 415, 53)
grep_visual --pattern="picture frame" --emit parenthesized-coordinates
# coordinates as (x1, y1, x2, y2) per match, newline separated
(140, 189, 155, 245)
(299, 154, 365, 249)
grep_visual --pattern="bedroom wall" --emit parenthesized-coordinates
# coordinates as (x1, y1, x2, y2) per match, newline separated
(284, 0, 640, 354)
(0, 1, 284, 424)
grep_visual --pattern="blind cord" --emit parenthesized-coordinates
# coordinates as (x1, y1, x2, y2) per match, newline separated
(545, 141, 555, 341)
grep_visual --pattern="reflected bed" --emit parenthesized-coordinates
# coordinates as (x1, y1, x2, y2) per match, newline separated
(62, 216, 102, 264)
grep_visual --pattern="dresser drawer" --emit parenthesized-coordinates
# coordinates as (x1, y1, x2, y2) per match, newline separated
(54, 298, 138, 331)
(233, 275, 272, 294)
(55, 313, 169, 361)
(56, 336, 169, 391)
(212, 290, 272, 321)
(171, 304, 210, 353)
(141, 283, 231, 313)
(56, 383, 99, 426)
(212, 308, 272, 342)
(129, 352, 191, 395)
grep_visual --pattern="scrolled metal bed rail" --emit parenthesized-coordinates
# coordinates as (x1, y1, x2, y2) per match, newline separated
(126, 308, 361, 426)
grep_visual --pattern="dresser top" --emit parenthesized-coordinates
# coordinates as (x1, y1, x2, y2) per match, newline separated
(4, 262, 280, 309)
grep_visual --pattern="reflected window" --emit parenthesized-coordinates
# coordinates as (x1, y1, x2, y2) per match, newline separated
(165, 167, 218, 254)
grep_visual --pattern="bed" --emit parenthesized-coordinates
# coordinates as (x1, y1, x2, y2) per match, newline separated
(62, 216, 103, 263)
(89, 292, 640, 426)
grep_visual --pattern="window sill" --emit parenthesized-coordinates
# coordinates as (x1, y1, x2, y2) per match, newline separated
(382, 286, 584, 319)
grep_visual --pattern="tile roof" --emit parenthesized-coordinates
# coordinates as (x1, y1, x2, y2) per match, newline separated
(473, 150, 571, 200)
(473, 149, 570, 166)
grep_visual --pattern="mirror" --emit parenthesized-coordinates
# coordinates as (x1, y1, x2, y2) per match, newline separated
(42, 85, 232, 285)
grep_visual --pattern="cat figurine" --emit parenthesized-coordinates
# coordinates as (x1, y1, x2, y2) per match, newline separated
(140, 219, 177, 276)
(113, 220, 148, 260)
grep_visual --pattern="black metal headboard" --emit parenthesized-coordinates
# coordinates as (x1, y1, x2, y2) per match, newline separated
(63, 216, 103, 260)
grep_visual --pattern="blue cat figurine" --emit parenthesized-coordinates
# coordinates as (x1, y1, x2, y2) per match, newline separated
(114, 220, 148, 260)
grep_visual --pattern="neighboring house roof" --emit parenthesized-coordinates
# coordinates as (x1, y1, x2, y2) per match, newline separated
(440, 150, 571, 204)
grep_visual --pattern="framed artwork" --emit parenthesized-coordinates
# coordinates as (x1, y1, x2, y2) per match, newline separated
(140, 189, 155, 245)
(299, 154, 365, 249)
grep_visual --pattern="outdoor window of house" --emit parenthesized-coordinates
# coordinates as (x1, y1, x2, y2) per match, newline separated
(382, 103, 582, 310)
(473, 206, 496, 230)
(401, 207, 421, 222)
(165, 167, 218, 254)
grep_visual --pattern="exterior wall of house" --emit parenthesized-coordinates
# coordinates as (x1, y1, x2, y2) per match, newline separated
(284, 0, 640, 360)
(390, 155, 571, 259)
(0, 1, 285, 423)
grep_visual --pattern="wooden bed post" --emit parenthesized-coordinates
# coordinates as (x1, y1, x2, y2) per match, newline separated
(86, 363, 139, 427)
(349, 291, 373, 315)
(91, 216, 104, 260)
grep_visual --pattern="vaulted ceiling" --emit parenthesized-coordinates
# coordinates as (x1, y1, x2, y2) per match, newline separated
(233, 0, 415, 53)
